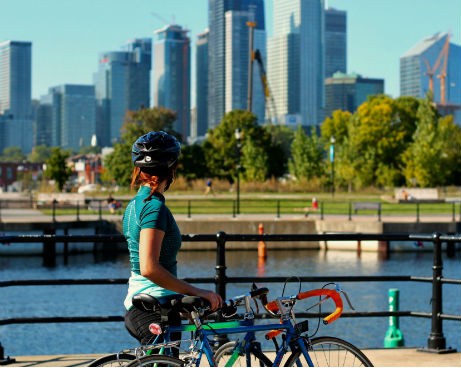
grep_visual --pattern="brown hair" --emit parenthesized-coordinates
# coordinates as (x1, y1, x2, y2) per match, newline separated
(130, 164, 177, 202)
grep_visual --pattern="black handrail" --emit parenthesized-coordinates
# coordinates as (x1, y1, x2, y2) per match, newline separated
(0, 231, 460, 361)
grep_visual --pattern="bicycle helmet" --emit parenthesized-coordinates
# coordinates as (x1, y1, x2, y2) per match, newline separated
(132, 131, 181, 168)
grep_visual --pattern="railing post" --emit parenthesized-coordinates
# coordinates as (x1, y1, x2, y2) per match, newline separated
(98, 200, 102, 220)
(215, 231, 227, 300)
(76, 201, 80, 222)
(377, 203, 382, 222)
(42, 228, 56, 268)
(276, 200, 280, 218)
(320, 202, 324, 220)
(421, 232, 452, 352)
(416, 202, 420, 223)
(52, 199, 57, 222)
(0, 200, 2, 223)
(187, 200, 191, 219)
(0, 342, 15, 365)
(348, 201, 352, 221)
(451, 202, 455, 222)
(232, 201, 236, 218)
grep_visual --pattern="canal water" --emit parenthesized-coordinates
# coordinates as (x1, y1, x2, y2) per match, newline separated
(1, 247, 460, 357)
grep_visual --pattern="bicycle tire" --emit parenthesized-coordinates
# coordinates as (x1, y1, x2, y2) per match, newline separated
(126, 354, 186, 367)
(284, 336, 373, 367)
(214, 341, 272, 367)
(88, 353, 136, 367)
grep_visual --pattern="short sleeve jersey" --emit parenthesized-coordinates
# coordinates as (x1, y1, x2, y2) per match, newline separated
(122, 186, 182, 310)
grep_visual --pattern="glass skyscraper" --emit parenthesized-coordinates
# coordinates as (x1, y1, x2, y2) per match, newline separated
(0, 40, 33, 153)
(153, 25, 191, 139)
(94, 38, 151, 146)
(225, 10, 266, 124)
(208, 0, 265, 128)
(196, 29, 209, 138)
(268, 0, 325, 126)
(400, 32, 461, 124)
(324, 7, 347, 78)
(40, 84, 96, 152)
(325, 72, 384, 117)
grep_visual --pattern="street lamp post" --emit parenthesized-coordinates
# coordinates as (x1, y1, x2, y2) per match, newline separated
(330, 136, 335, 197)
(235, 128, 242, 215)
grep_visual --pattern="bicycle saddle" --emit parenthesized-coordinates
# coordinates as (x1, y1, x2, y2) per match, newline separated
(132, 293, 184, 312)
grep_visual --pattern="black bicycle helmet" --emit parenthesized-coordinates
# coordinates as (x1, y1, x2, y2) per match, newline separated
(132, 131, 181, 168)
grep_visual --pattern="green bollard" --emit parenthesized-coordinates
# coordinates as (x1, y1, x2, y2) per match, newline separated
(384, 288, 404, 348)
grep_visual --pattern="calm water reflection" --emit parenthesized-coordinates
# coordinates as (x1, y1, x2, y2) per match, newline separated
(1, 248, 460, 356)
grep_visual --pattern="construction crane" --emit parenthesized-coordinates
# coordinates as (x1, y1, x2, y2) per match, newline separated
(423, 33, 450, 104)
(247, 21, 278, 124)
(253, 49, 278, 124)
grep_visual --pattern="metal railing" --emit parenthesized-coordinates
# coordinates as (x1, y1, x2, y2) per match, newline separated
(1, 198, 460, 222)
(0, 231, 460, 363)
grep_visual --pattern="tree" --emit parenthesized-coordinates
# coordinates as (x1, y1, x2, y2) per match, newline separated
(241, 137, 268, 181)
(28, 145, 52, 163)
(44, 147, 72, 191)
(178, 143, 208, 182)
(104, 107, 178, 187)
(1, 146, 25, 162)
(288, 126, 324, 180)
(204, 110, 271, 181)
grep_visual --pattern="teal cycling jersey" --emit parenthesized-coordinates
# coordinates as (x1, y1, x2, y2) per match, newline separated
(122, 186, 182, 310)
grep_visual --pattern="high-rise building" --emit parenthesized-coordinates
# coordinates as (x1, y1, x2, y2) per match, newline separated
(195, 29, 209, 138)
(94, 38, 151, 147)
(400, 32, 461, 124)
(40, 85, 96, 152)
(267, 0, 325, 127)
(224, 10, 266, 124)
(325, 72, 384, 117)
(208, 0, 265, 128)
(0, 40, 33, 153)
(0, 40, 32, 119)
(153, 25, 191, 139)
(324, 7, 347, 78)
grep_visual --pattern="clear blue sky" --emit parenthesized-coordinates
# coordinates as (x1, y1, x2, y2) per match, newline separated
(2, 0, 460, 102)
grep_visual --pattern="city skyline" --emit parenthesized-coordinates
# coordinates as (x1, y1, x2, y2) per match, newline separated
(1, 0, 460, 103)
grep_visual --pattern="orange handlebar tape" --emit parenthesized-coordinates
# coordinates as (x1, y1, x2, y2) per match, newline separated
(296, 289, 343, 324)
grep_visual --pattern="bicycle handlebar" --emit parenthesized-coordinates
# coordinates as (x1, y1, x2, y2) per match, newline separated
(265, 288, 343, 325)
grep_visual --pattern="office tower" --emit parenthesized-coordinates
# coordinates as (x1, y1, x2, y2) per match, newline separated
(41, 85, 96, 152)
(0, 41, 32, 119)
(325, 72, 384, 117)
(268, 0, 325, 126)
(0, 40, 33, 153)
(196, 29, 209, 137)
(324, 7, 347, 78)
(94, 38, 151, 147)
(401, 32, 461, 124)
(208, 0, 265, 128)
(153, 25, 191, 139)
(224, 10, 266, 124)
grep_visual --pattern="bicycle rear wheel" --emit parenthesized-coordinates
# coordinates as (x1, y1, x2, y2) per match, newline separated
(88, 353, 136, 367)
(214, 341, 272, 367)
(126, 354, 186, 366)
(285, 336, 373, 367)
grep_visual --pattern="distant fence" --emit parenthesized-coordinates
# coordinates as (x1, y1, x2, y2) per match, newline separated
(0, 231, 460, 363)
(1, 198, 460, 222)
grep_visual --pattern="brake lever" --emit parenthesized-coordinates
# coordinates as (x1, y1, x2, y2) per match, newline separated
(335, 284, 355, 310)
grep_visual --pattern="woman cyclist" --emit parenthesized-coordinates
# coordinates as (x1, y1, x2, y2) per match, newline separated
(123, 131, 223, 349)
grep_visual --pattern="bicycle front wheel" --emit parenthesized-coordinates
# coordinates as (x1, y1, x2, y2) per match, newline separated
(214, 341, 272, 367)
(285, 336, 373, 367)
(88, 353, 136, 367)
(126, 354, 186, 367)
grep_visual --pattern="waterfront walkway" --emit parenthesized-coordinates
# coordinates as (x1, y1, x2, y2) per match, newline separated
(5, 348, 461, 367)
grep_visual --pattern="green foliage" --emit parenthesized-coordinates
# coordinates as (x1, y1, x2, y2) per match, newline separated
(28, 145, 52, 163)
(1, 146, 25, 162)
(178, 143, 208, 182)
(44, 147, 72, 191)
(288, 126, 324, 180)
(241, 137, 268, 181)
(79, 145, 101, 155)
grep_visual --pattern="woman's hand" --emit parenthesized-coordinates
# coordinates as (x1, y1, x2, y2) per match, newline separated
(196, 289, 223, 311)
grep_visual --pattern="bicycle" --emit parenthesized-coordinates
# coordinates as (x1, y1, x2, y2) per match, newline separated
(89, 286, 270, 367)
(127, 283, 373, 367)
